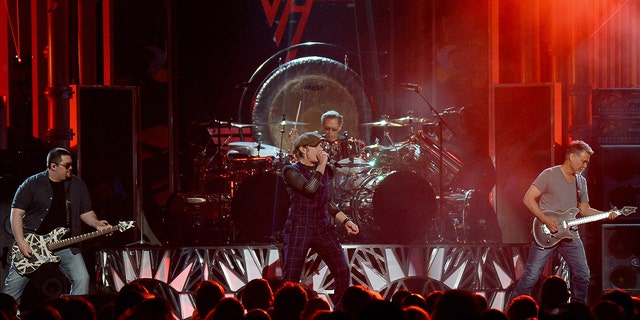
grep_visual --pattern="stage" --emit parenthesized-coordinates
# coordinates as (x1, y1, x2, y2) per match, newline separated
(95, 243, 566, 319)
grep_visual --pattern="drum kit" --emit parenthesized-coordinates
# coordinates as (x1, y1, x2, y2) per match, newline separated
(166, 114, 493, 245)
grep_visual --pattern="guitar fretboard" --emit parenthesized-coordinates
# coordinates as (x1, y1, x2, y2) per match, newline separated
(47, 226, 119, 251)
(566, 211, 613, 228)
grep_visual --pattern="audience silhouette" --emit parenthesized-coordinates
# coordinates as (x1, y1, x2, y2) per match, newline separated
(7, 274, 640, 320)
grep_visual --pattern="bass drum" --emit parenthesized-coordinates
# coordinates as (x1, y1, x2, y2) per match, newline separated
(348, 170, 437, 244)
(231, 172, 290, 243)
(164, 193, 231, 246)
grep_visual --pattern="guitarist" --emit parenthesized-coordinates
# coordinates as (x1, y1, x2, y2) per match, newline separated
(2, 147, 111, 302)
(510, 140, 618, 305)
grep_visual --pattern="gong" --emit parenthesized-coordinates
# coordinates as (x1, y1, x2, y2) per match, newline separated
(252, 56, 373, 151)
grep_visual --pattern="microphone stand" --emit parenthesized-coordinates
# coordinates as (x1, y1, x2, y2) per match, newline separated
(407, 86, 455, 242)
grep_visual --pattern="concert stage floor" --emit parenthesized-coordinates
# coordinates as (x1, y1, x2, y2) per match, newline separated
(96, 243, 565, 319)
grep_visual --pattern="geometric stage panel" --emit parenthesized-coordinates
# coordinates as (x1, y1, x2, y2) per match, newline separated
(96, 244, 565, 319)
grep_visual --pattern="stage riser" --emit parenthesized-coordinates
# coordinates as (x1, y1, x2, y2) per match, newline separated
(96, 244, 566, 319)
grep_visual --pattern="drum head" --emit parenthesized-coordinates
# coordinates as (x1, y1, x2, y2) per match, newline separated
(231, 172, 290, 243)
(372, 171, 437, 244)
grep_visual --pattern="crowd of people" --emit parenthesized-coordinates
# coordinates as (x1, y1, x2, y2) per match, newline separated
(1, 275, 639, 320)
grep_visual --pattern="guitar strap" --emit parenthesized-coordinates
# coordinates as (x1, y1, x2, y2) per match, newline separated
(65, 184, 71, 228)
(575, 174, 581, 207)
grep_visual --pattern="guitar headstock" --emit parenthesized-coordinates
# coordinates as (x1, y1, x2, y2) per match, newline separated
(616, 206, 637, 216)
(117, 221, 136, 232)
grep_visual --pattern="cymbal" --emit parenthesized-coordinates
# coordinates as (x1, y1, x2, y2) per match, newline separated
(230, 122, 255, 128)
(364, 143, 384, 150)
(337, 158, 371, 168)
(192, 119, 229, 126)
(390, 116, 436, 125)
(227, 142, 282, 157)
(338, 162, 371, 168)
(361, 120, 406, 127)
(259, 120, 310, 126)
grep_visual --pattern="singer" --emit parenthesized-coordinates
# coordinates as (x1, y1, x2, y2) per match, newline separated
(281, 131, 359, 305)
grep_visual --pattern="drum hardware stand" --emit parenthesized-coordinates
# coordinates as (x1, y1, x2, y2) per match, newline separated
(269, 114, 289, 244)
(203, 119, 236, 244)
(127, 177, 161, 246)
(405, 85, 456, 242)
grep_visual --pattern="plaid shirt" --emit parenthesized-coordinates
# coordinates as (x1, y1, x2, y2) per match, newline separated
(282, 162, 333, 232)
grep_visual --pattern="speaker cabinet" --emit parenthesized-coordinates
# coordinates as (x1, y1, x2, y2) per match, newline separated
(493, 83, 562, 243)
(593, 145, 640, 215)
(602, 224, 640, 291)
(71, 85, 140, 233)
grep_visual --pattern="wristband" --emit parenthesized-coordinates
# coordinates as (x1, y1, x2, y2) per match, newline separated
(343, 217, 352, 226)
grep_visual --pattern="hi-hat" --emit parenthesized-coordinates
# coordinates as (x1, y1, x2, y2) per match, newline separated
(390, 116, 436, 125)
(361, 120, 406, 127)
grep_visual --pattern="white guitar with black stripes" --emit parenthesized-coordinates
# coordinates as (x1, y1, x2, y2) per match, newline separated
(11, 221, 135, 275)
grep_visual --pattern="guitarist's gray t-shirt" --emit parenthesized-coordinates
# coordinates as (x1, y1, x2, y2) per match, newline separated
(533, 165, 589, 212)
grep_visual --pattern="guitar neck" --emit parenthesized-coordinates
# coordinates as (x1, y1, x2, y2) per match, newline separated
(48, 226, 119, 251)
(566, 210, 613, 228)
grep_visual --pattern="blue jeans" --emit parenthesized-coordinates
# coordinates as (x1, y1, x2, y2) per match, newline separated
(512, 238, 590, 304)
(2, 248, 90, 302)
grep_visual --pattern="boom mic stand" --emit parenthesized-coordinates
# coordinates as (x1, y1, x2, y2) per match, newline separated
(405, 84, 455, 242)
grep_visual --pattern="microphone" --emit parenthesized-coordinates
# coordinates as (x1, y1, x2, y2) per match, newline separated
(401, 83, 422, 92)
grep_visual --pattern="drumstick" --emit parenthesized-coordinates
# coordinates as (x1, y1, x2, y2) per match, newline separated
(294, 101, 301, 131)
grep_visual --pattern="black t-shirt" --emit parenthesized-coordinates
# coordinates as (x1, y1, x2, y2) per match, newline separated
(37, 180, 69, 235)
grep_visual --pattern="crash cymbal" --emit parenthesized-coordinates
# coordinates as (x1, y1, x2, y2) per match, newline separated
(361, 120, 406, 127)
(390, 116, 436, 125)
(337, 158, 371, 168)
(260, 120, 310, 126)
(230, 122, 256, 128)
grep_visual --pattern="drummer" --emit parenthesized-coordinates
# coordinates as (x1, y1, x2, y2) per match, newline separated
(322, 110, 369, 164)
(320, 110, 347, 161)
(289, 110, 363, 163)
